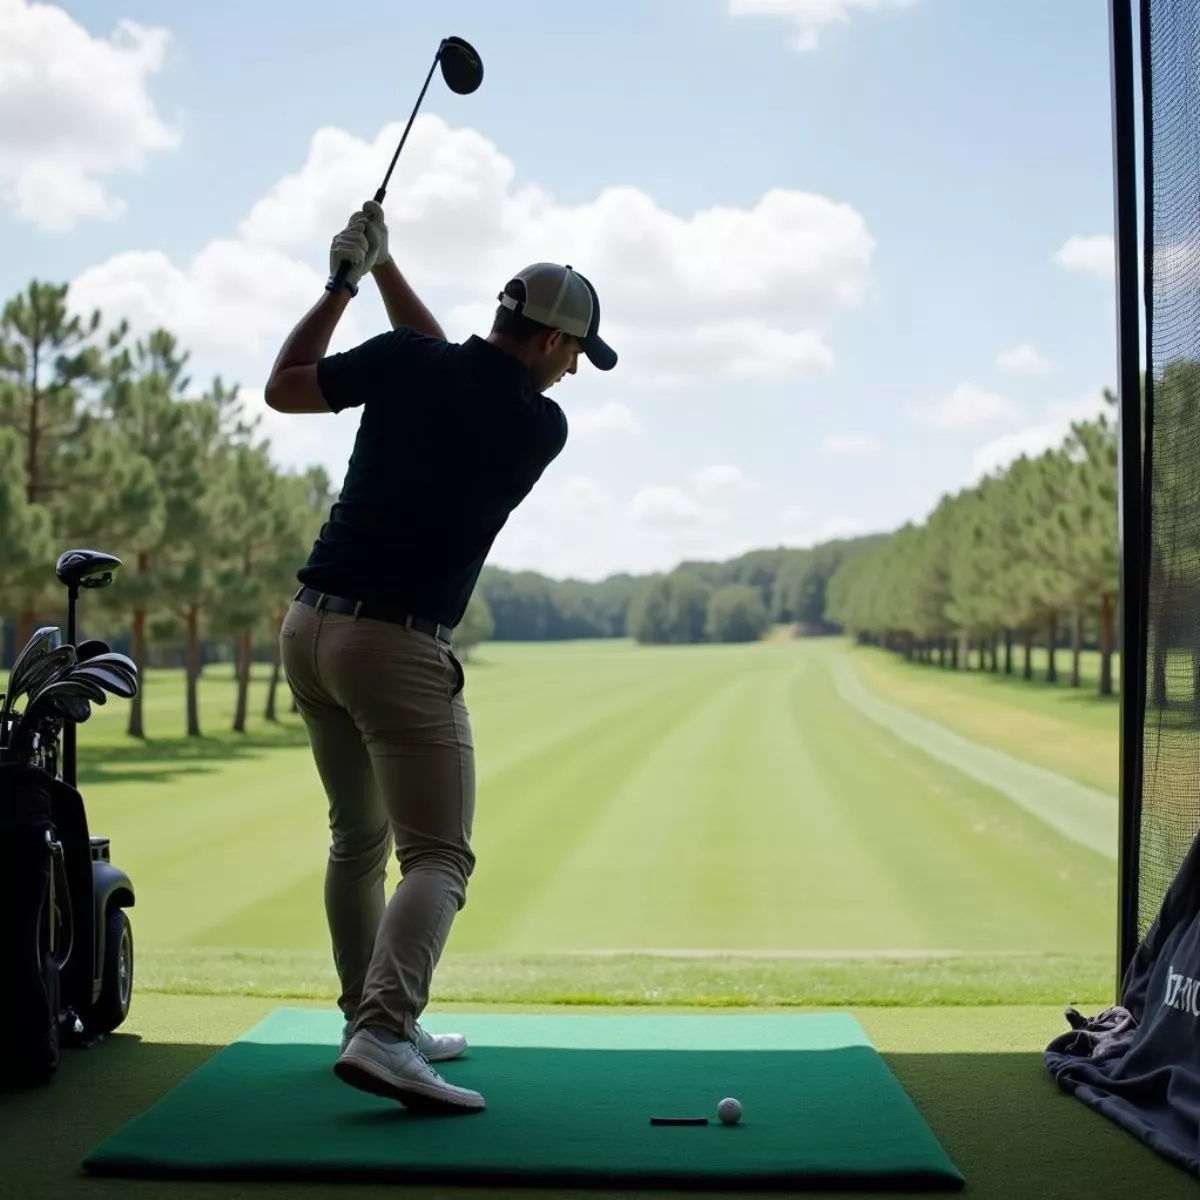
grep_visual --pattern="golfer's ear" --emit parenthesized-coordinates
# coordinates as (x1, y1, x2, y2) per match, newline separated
(264, 365, 332, 413)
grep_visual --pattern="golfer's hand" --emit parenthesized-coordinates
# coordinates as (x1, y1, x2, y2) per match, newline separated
(363, 200, 392, 268)
(328, 213, 376, 290)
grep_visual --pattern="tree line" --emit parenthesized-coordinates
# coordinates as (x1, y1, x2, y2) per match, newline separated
(8, 277, 1125, 741)
(824, 390, 1120, 696)
(478, 536, 888, 646)
(0, 280, 880, 739)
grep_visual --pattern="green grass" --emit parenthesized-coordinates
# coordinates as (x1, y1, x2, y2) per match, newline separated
(848, 642, 1119, 796)
(49, 637, 1119, 1006)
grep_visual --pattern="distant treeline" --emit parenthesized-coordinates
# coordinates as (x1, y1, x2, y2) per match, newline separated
(476, 535, 889, 645)
(0, 278, 884, 740)
(825, 390, 1120, 696)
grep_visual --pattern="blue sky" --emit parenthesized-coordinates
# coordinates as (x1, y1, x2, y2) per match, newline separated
(3, 0, 1118, 580)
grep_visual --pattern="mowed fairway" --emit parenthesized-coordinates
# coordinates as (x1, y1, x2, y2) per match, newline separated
(60, 636, 1115, 994)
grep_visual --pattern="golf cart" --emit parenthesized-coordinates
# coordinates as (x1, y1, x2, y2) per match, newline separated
(0, 549, 141, 1087)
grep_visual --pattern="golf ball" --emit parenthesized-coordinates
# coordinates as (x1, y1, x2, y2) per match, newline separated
(717, 1097, 743, 1125)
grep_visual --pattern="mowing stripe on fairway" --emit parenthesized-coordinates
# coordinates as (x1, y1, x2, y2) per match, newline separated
(831, 656, 1117, 861)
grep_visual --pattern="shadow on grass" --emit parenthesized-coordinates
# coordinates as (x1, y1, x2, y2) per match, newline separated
(76, 724, 312, 787)
(869, 652, 1122, 713)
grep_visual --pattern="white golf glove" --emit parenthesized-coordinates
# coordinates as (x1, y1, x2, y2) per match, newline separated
(362, 199, 392, 268)
(328, 212, 376, 292)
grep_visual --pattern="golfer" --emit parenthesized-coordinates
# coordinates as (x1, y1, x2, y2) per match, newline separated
(265, 203, 616, 1114)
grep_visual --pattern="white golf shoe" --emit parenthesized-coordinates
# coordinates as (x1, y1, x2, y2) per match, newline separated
(334, 1026, 484, 1114)
(339, 1020, 468, 1062)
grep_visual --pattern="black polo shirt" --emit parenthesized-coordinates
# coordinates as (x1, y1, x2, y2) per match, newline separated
(296, 328, 568, 628)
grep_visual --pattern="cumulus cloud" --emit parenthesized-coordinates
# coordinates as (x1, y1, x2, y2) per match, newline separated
(969, 390, 1111, 482)
(778, 503, 873, 546)
(0, 0, 180, 228)
(69, 114, 875, 387)
(995, 343, 1051, 374)
(690, 464, 759, 497)
(1054, 235, 1115, 279)
(821, 433, 881, 455)
(628, 485, 716, 529)
(914, 383, 1018, 430)
(729, 0, 917, 52)
(67, 240, 372, 364)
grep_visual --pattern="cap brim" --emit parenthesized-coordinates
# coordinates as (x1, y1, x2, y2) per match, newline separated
(583, 334, 617, 372)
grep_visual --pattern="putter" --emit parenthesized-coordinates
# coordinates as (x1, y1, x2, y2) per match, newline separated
(327, 35, 483, 295)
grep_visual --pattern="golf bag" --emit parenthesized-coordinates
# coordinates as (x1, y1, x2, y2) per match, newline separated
(0, 763, 66, 1087)
(1045, 823, 1200, 1179)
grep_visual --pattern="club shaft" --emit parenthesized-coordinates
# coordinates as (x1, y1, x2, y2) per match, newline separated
(63, 588, 77, 789)
(378, 40, 446, 199)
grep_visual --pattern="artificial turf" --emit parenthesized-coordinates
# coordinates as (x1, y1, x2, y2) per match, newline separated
(3, 994, 1195, 1200)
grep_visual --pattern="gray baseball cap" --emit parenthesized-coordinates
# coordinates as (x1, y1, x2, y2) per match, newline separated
(498, 263, 617, 371)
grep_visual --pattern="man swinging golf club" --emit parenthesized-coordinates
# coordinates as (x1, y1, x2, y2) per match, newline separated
(265, 201, 616, 1114)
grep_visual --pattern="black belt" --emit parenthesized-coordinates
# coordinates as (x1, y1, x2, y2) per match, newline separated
(293, 587, 453, 647)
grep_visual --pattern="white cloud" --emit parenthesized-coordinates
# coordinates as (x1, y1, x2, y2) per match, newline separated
(69, 114, 875, 388)
(69, 240, 370, 363)
(1054, 234, 1115, 279)
(969, 390, 1110, 482)
(777, 504, 872, 546)
(996, 343, 1051, 374)
(729, 0, 916, 52)
(822, 433, 881, 455)
(560, 475, 613, 513)
(569, 401, 643, 440)
(0, 1, 180, 229)
(914, 383, 1018, 430)
(818, 514, 872, 540)
(245, 386, 358, 483)
(690, 464, 758, 497)
(629, 485, 715, 529)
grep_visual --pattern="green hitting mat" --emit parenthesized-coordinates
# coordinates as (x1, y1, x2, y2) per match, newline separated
(82, 1008, 965, 1190)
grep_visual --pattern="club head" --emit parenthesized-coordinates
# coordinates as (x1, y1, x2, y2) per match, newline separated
(71, 663, 138, 700)
(25, 679, 98, 725)
(76, 638, 111, 662)
(50, 693, 93, 725)
(55, 548, 122, 592)
(6, 626, 62, 708)
(440, 36, 483, 94)
(82, 652, 138, 687)
(11, 644, 77, 709)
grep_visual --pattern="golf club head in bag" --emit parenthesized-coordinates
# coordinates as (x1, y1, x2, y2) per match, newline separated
(327, 35, 483, 295)
(11, 646, 78, 713)
(3, 627, 62, 720)
(20, 682, 97, 736)
(74, 639, 110, 663)
(70, 664, 137, 700)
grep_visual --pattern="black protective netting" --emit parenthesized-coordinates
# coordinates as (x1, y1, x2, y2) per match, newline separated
(1139, 0, 1200, 940)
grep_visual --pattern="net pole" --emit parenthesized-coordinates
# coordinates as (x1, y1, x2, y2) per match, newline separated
(1108, 0, 1147, 987)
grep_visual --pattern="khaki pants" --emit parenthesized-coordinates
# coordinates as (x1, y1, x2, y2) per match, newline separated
(279, 599, 475, 1042)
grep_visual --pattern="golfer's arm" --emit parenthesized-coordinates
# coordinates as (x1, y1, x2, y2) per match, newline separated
(264, 290, 351, 412)
(372, 261, 446, 341)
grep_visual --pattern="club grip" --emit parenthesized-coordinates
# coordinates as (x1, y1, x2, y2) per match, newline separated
(327, 259, 353, 295)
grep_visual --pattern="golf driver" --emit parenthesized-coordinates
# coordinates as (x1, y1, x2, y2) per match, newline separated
(327, 35, 484, 296)
(55, 550, 121, 789)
